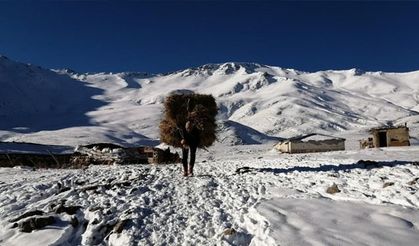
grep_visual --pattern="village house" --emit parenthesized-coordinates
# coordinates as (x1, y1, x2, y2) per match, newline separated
(275, 133, 345, 154)
(360, 125, 410, 148)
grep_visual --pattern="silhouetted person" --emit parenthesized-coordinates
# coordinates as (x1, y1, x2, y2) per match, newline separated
(180, 121, 199, 176)
(160, 93, 216, 176)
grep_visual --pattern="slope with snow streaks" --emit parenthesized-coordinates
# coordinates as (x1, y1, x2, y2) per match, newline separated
(127, 62, 419, 138)
(0, 56, 418, 146)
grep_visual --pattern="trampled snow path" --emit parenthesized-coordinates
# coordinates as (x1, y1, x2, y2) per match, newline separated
(0, 162, 274, 245)
(0, 145, 419, 245)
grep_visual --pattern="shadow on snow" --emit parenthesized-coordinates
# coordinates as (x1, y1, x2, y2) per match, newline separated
(236, 160, 417, 175)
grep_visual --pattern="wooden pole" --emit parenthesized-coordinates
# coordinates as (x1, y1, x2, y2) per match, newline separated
(5, 151, 14, 166)
(47, 150, 61, 167)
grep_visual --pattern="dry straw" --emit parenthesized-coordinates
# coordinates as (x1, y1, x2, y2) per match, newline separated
(159, 93, 217, 148)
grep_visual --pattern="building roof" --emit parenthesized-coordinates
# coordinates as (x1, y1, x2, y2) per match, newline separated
(369, 125, 408, 133)
(284, 133, 345, 143)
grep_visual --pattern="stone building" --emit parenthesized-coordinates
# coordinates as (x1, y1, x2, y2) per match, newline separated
(360, 125, 410, 148)
(275, 134, 345, 154)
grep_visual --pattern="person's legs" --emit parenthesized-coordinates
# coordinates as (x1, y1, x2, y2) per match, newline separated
(188, 145, 197, 176)
(182, 147, 189, 176)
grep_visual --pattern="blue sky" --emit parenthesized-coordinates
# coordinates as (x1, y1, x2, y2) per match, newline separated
(0, 1, 418, 73)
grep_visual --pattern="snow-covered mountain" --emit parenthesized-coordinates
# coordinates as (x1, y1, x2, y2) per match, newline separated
(1, 55, 418, 147)
(2, 56, 419, 246)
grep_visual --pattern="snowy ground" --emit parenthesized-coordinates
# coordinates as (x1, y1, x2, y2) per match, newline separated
(1, 144, 418, 246)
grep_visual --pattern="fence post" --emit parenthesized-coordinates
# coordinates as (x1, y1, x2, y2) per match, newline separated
(5, 151, 14, 166)
(47, 150, 61, 167)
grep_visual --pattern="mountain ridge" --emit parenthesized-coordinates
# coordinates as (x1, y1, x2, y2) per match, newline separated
(1, 55, 418, 147)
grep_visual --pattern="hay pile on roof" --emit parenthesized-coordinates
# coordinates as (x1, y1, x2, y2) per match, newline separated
(159, 93, 217, 148)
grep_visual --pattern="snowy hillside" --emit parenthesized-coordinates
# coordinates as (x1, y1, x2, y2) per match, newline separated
(1, 145, 419, 245)
(1, 55, 418, 147)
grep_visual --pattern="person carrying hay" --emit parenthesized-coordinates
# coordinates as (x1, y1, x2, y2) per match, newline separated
(160, 92, 217, 176)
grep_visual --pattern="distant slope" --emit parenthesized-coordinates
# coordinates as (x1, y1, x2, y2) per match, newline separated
(0, 55, 105, 130)
(218, 120, 282, 145)
(1, 56, 418, 146)
(128, 62, 419, 138)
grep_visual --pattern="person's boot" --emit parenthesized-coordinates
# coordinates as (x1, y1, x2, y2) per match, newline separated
(182, 164, 188, 177)
(182, 148, 189, 177)
(188, 168, 194, 176)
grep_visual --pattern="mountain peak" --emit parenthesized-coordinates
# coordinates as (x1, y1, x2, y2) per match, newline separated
(0, 55, 13, 65)
(348, 68, 365, 76)
(172, 62, 268, 77)
(54, 68, 78, 75)
(200, 62, 264, 72)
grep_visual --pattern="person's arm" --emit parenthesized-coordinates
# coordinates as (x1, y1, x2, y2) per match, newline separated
(176, 123, 185, 138)
(177, 125, 189, 147)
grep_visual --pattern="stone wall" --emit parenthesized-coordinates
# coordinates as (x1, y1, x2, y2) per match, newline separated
(289, 139, 345, 153)
(275, 139, 345, 154)
(0, 153, 73, 168)
(371, 127, 410, 147)
(275, 142, 291, 153)
(0, 144, 180, 168)
(387, 128, 410, 146)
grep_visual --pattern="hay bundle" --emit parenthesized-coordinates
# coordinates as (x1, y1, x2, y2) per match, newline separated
(159, 93, 217, 148)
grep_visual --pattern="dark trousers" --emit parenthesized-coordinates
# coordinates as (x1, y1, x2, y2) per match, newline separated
(182, 145, 197, 173)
